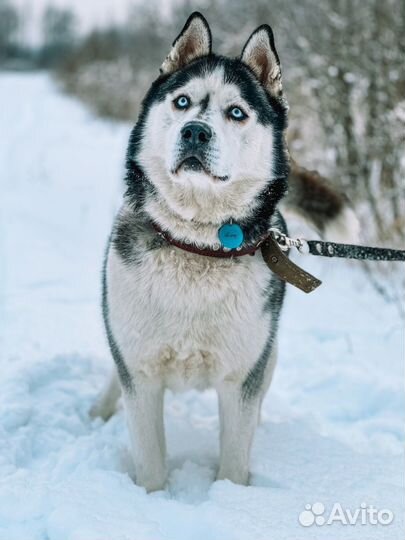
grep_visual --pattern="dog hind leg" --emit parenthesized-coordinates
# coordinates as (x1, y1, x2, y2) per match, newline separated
(90, 369, 121, 421)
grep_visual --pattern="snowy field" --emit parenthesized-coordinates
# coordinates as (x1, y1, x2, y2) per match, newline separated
(0, 73, 403, 540)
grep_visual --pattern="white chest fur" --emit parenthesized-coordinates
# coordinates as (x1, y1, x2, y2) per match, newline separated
(106, 241, 272, 391)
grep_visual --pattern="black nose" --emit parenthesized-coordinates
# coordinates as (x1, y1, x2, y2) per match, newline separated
(181, 121, 212, 146)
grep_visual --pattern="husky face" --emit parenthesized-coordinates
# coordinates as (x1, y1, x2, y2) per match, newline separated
(126, 14, 289, 225)
(142, 66, 278, 185)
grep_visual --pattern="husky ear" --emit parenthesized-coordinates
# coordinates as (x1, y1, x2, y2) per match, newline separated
(241, 25, 282, 97)
(160, 12, 212, 75)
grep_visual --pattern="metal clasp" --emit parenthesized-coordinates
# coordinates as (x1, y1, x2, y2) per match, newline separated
(269, 228, 309, 254)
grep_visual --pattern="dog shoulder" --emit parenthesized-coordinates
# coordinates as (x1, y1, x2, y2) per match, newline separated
(109, 203, 163, 266)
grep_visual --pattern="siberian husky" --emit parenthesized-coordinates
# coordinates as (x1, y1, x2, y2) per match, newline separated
(91, 12, 355, 491)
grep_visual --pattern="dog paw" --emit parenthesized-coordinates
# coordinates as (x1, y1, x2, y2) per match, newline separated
(216, 467, 249, 486)
(136, 474, 166, 493)
(89, 401, 115, 421)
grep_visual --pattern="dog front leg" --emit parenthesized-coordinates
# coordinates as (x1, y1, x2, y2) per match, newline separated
(122, 374, 166, 492)
(216, 381, 261, 485)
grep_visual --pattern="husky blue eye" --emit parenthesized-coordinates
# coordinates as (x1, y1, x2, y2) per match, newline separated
(229, 106, 247, 121)
(174, 95, 190, 110)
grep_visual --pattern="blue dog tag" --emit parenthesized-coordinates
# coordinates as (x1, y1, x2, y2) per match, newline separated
(218, 223, 244, 249)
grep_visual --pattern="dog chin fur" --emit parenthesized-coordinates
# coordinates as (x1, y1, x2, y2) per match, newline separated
(144, 166, 273, 230)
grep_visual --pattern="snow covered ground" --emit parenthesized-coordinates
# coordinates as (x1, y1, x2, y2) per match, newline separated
(0, 72, 403, 540)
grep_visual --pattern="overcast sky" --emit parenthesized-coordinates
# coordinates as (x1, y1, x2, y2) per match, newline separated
(11, 0, 174, 43)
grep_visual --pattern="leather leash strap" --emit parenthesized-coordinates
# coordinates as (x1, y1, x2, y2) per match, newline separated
(261, 236, 322, 293)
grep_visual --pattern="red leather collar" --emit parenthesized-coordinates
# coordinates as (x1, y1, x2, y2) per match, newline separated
(152, 221, 270, 258)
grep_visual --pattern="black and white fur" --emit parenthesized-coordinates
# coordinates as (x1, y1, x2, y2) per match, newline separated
(91, 13, 351, 491)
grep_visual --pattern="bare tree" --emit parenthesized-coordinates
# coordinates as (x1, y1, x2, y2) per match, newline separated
(0, 0, 19, 61)
(40, 5, 77, 67)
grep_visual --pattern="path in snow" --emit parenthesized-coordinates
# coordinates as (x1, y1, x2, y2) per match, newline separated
(0, 73, 403, 540)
